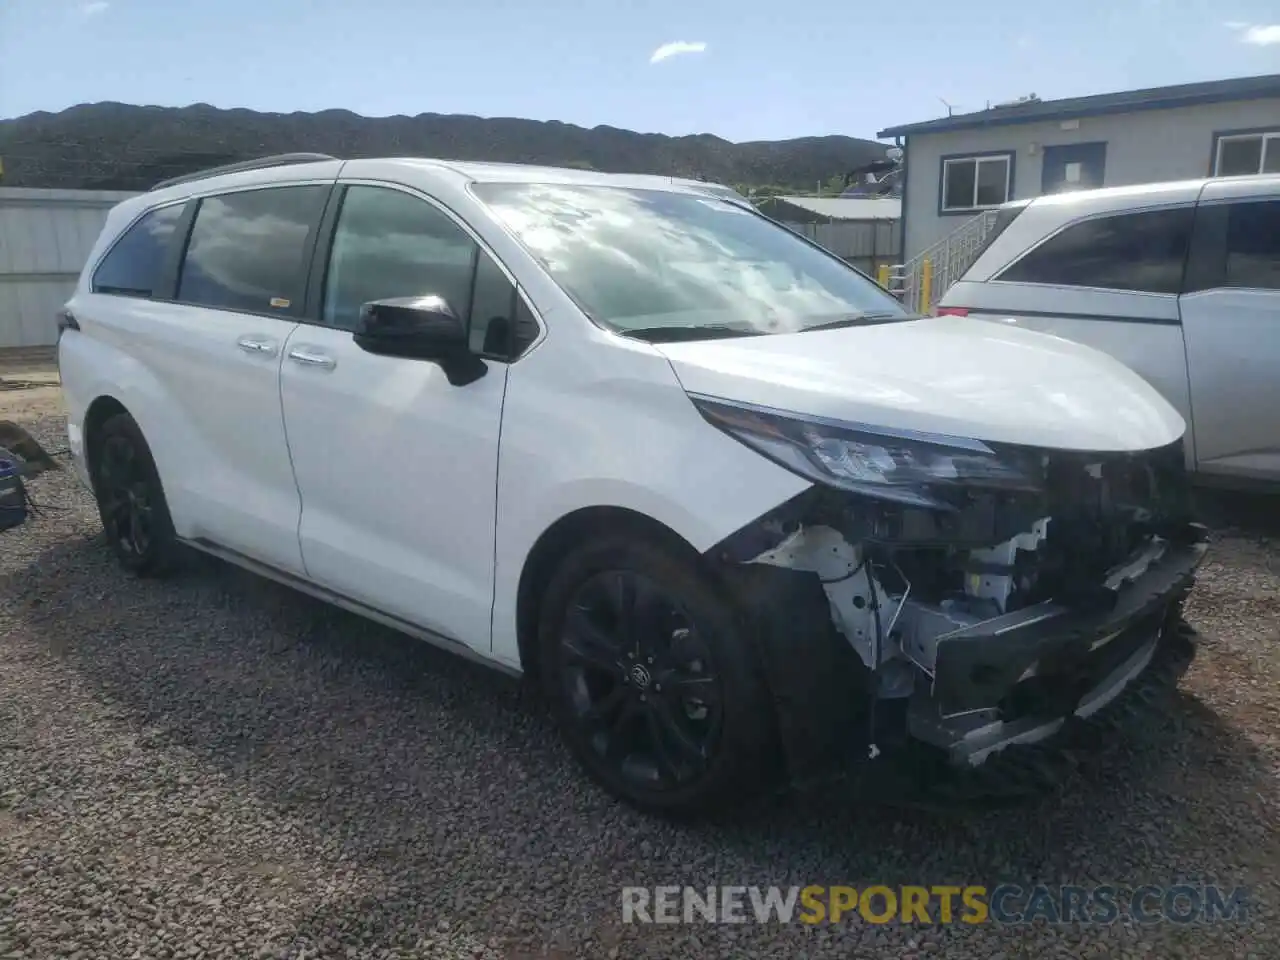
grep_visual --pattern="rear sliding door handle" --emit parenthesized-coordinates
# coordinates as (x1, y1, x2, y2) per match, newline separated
(237, 336, 278, 357)
(288, 347, 337, 370)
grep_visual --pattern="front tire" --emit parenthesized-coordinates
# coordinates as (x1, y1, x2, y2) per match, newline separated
(91, 413, 178, 576)
(537, 533, 776, 816)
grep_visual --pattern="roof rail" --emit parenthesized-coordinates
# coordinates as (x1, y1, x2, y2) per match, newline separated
(149, 153, 339, 192)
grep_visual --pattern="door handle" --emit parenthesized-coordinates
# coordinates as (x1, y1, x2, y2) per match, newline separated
(237, 336, 278, 357)
(288, 347, 336, 370)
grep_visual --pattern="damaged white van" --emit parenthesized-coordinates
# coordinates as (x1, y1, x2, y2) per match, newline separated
(58, 155, 1208, 814)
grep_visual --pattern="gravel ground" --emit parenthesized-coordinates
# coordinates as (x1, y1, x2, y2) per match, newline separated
(2, 393, 1278, 959)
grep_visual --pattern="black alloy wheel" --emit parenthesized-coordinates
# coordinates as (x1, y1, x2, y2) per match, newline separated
(539, 535, 775, 815)
(92, 413, 177, 575)
(98, 433, 155, 559)
(559, 569, 723, 788)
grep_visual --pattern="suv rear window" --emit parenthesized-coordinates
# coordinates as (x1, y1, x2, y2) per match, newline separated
(92, 203, 185, 298)
(996, 207, 1194, 295)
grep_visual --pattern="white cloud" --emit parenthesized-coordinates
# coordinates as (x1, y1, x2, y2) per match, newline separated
(1224, 21, 1280, 44)
(1242, 24, 1280, 44)
(649, 41, 707, 64)
(78, 1, 109, 16)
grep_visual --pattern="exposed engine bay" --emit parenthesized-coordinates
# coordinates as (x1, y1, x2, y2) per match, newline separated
(710, 437, 1206, 784)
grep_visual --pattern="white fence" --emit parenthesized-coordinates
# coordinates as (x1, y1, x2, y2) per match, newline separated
(0, 188, 136, 350)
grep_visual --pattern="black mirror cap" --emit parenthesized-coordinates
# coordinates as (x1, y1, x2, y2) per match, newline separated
(352, 295, 487, 386)
(354, 295, 467, 351)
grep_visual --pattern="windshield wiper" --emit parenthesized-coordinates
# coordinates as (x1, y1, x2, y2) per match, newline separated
(802, 311, 917, 333)
(622, 325, 765, 343)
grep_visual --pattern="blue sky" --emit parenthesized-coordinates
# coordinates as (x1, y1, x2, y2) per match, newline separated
(1, 0, 1278, 142)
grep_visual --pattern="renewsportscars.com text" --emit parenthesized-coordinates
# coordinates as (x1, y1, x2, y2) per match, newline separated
(621, 884, 1249, 925)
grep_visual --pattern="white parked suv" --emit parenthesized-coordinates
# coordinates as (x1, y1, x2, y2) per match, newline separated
(59, 154, 1208, 814)
(939, 174, 1280, 486)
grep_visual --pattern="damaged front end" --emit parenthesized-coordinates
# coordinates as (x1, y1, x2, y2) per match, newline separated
(697, 396, 1207, 799)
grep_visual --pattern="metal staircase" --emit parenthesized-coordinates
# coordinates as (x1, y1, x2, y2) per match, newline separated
(885, 210, 1000, 314)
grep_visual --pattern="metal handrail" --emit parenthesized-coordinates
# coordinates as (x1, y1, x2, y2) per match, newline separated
(886, 210, 999, 313)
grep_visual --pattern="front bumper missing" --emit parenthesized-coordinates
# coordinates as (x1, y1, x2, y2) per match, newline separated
(916, 538, 1207, 764)
(889, 615, 1199, 806)
(728, 532, 1207, 799)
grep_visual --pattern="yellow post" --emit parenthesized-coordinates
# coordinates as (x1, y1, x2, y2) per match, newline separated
(876, 263, 890, 288)
(920, 258, 933, 314)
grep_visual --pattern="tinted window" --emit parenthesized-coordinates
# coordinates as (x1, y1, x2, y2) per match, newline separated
(513, 296, 540, 355)
(324, 186, 476, 331)
(92, 204, 185, 297)
(468, 249, 518, 357)
(177, 186, 328, 315)
(1225, 200, 1280, 291)
(997, 208, 1193, 294)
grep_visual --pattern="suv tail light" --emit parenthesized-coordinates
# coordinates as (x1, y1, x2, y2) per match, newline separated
(935, 306, 969, 317)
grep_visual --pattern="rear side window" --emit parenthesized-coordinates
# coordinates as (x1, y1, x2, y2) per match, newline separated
(1225, 200, 1280, 291)
(996, 208, 1194, 295)
(177, 185, 328, 315)
(92, 204, 185, 297)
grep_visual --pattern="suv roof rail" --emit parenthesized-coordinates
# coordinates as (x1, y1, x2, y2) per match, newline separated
(149, 153, 339, 192)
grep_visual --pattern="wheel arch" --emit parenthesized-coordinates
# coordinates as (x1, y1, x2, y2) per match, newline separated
(513, 505, 708, 677)
(82, 394, 132, 485)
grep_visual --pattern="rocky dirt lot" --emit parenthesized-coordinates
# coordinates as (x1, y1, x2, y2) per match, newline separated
(1, 376, 1278, 959)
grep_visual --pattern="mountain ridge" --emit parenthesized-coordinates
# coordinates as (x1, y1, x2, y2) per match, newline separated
(0, 101, 887, 192)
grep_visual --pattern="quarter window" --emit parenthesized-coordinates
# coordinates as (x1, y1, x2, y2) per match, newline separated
(941, 155, 1012, 212)
(323, 186, 532, 359)
(996, 208, 1193, 295)
(176, 185, 328, 315)
(1224, 200, 1280, 291)
(1214, 132, 1280, 176)
(92, 203, 185, 298)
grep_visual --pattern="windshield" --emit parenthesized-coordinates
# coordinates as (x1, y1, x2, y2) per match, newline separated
(471, 182, 909, 337)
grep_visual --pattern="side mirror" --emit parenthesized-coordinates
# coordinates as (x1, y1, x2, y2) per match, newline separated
(352, 295, 486, 386)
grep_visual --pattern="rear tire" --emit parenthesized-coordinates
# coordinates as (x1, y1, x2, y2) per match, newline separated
(91, 413, 178, 577)
(537, 532, 776, 816)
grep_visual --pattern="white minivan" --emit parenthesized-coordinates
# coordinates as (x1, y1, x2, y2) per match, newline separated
(59, 154, 1207, 814)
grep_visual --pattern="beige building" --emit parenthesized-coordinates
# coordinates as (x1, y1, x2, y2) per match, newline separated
(878, 73, 1280, 262)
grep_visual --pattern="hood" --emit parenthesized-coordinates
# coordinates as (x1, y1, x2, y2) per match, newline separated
(655, 316, 1185, 452)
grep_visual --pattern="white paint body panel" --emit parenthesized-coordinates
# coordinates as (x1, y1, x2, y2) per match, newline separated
(58, 299, 307, 574)
(1179, 287, 1280, 478)
(658, 317, 1185, 452)
(279, 323, 508, 655)
(61, 156, 1192, 678)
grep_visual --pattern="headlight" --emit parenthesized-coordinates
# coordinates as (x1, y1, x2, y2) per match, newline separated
(691, 395, 1040, 508)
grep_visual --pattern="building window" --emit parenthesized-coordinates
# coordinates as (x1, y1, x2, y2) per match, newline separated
(1214, 131, 1280, 176)
(941, 154, 1013, 212)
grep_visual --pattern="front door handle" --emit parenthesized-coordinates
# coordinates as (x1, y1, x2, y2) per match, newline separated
(288, 347, 337, 370)
(237, 336, 278, 357)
